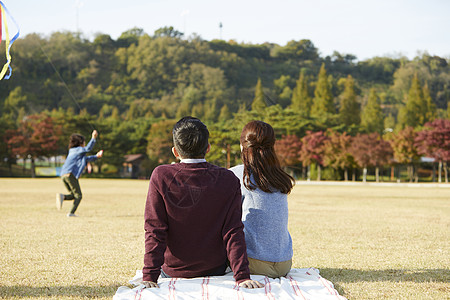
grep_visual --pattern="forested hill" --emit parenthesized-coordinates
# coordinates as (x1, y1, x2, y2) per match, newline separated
(1, 27, 449, 177)
(1, 26, 448, 122)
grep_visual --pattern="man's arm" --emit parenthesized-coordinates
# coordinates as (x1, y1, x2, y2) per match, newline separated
(143, 171, 169, 285)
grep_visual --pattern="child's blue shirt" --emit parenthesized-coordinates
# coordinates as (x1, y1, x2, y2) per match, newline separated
(230, 164, 293, 262)
(60, 138, 97, 179)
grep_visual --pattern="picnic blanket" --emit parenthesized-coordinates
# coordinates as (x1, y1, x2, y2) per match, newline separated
(113, 268, 347, 300)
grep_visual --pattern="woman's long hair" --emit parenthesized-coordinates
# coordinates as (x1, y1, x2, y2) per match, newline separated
(240, 121, 294, 194)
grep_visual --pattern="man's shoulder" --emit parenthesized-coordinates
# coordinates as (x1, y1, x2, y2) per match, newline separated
(153, 163, 179, 173)
(208, 162, 234, 174)
(154, 163, 176, 170)
(152, 162, 238, 182)
(206, 163, 240, 183)
(150, 163, 180, 179)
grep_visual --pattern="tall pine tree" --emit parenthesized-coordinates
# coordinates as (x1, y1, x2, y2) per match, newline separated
(398, 73, 430, 128)
(291, 70, 312, 116)
(311, 63, 334, 117)
(423, 82, 437, 122)
(338, 75, 360, 127)
(361, 88, 384, 134)
(218, 104, 232, 122)
(251, 78, 267, 112)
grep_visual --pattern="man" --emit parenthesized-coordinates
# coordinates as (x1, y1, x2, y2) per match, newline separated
(143, 117, 263, 289)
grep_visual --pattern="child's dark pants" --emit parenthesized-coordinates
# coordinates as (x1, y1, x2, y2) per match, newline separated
(62, 173, 82, 214)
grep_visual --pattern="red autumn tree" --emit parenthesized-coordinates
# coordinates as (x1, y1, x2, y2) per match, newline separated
(275, 134, 302, 176)
(275, 134, 302, 166)
(323, 130, 356, 181)
(6, 114, 61, 177)
(350, 133, 392, 182)
(415, 119, 450, 183)
(299, 131, 328, 181)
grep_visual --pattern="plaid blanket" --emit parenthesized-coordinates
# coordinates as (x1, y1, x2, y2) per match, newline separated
(113, 268, 347, 300)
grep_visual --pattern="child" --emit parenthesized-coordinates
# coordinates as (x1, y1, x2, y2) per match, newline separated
(230, 121, 295, 278)
(56, 130, 103, 217)
(142, 117, 263, 289)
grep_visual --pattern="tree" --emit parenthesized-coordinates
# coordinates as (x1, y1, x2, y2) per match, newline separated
(299, 131, 328, 181)
(338, 75, 360, 127)
(6, 114, 61, 177)
(389, 127, 420, 182)
(208, 128, 240, 169)
(415, 119, 450, 183)
(323, 131, 355, 181)
(356, 56, 400, 85)
(311, 64, 334, 117)
(274, 135, 302, 176)
(3, 86, 28, 121)
(361, 88, 384, 134)
(0, 116, 16, 175)
(448, 101, 450, 119)
(274, 75, 292, 108)
(218, 104, 232, 122)
(146, 119, 177, 165)
(117, 27, 144, 47)
(251, 78, 267, 112)
(154, 26, 184, 39)
(290, 70, 312, 116)
(272, 39, 319, 61)
(398, 73, 433, 128)
(350, 133, 392, 182)
(423, 82, 437, 122)
(384, 113, 396, 132)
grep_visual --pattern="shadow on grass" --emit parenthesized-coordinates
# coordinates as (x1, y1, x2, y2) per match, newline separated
(0, 285, 125, 298)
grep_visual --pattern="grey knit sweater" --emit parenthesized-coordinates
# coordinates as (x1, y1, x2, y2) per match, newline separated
(230, 164, 293, 262)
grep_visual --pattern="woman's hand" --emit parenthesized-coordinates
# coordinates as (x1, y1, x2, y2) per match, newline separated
(92, 130, 98, 139)
(239, 279, 264, 289)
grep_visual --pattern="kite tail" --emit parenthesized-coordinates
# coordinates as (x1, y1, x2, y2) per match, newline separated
(0, 1, 20, 80)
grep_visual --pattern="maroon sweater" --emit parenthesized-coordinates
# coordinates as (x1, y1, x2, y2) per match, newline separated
(143, 162, 250, 284)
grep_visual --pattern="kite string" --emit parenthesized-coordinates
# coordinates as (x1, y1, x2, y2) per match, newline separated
(0, 1, 20, 80)
(39, 43, 102, 148)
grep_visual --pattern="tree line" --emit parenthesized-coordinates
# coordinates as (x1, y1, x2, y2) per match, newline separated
(0, 26, 449, 181)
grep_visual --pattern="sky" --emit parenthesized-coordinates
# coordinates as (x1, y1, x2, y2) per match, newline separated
(5, 0, 450, 61)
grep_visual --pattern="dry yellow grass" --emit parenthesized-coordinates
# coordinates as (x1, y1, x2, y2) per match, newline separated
(0, 178, 449, 299)
(289, 183, 450, 299)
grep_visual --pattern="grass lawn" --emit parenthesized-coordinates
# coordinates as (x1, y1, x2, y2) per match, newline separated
(0, 178, 449, 299)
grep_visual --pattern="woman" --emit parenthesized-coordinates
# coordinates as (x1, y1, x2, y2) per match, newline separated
(230, 120, 295, 278)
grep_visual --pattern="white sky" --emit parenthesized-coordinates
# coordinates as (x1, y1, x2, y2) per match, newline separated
(5, 0, 450, 60)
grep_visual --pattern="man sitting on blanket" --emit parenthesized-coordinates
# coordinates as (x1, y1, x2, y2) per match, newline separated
(142, 116, 263, 289)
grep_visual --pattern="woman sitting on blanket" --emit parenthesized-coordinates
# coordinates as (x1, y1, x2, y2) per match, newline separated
(231, 120, 295, 278)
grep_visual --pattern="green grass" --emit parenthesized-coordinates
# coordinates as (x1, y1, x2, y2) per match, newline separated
(0, 178, 449, 299)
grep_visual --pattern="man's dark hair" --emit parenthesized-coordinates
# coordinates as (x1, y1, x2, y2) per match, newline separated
(69, 133, 85, 149)
(173, 116, 209, 159)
